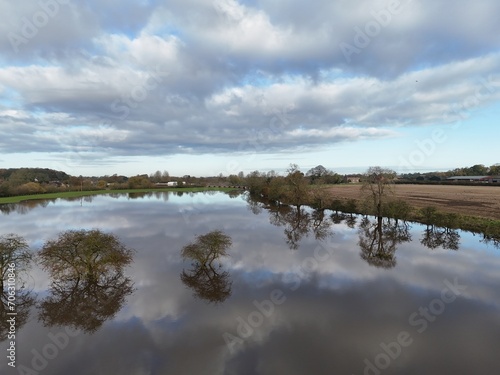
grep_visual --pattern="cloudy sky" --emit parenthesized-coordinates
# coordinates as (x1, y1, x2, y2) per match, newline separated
(1, 0, 499, 177)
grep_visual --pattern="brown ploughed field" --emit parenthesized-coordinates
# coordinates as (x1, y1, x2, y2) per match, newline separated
(323, 184, 500, 220)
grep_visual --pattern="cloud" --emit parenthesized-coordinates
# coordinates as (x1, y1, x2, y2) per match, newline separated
(0, 0, 499, 171)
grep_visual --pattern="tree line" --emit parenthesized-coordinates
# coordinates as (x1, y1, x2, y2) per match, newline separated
(400, 163, 500, 182)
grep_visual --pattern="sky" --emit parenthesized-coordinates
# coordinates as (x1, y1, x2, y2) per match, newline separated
(0, 0, 499, 177)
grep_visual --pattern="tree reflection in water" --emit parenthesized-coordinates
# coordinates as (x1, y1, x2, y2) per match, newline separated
(38, 229, 134, 333)
(480, 233, 500, 250)
(267, 203, 333, 250)
(180, 230, 232, 304)
(0, 233, 35, 341)
(420, 225, 460, 250)
(358, 216, 412, 269)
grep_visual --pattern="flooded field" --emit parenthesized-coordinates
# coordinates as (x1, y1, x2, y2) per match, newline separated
(1, 191, 499, 375)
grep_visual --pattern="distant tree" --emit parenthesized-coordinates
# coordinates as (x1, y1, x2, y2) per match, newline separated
(17, 182, 45, 195)
(246, 171, 266, 195)
(306, 165, 328, 183)
(7, 169, 34, 187)
(228, 174, 241, 186)
(161, 170, 170, 182)
(306, 165, 342, 184)
(361, 167, 397, 216)
(488, 164, 500, 176)
(128, 176, 152, 189)
(284, 164, 309, 208)
(97, 180, 108, 189)
(150, 170, 162, 183)
(468, 164, 488, 176)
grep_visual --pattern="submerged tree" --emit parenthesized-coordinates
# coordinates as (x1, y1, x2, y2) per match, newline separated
(38, 229, 134, 332)
(181, 230, 232, 268)
(39, 229, 134, 284)
(180, 230, 232, 304)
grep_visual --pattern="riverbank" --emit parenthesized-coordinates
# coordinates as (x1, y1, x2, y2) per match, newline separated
(0, 187, 239, 204)
(316, 183, 500, 242)
(322, 184, 500, 220)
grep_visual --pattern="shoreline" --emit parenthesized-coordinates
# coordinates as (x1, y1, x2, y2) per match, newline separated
(0, 187, 239, 204)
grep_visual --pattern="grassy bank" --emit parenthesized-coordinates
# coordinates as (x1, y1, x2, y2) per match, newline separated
(0, 187, 239, 204)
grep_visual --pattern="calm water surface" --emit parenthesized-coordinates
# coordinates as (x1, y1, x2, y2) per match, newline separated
(0, 192, 499, 374)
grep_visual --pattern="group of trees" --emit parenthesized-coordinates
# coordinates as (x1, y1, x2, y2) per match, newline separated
(245, 164, 343, 207)
(1, 161, 498, 200)
(448, 163, 500, 176)
(400, 163, 500, 181)
(0, 229, 134, 337)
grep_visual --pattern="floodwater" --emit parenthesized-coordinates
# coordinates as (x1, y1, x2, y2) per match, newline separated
(1, 191, 499, 375)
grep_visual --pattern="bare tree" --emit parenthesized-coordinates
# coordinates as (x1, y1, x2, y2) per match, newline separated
(361, 166, 397, 216)
(284, 164, 309, 209)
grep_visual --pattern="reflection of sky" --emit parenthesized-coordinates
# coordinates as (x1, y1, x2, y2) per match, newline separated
(0, 192, 499, 374)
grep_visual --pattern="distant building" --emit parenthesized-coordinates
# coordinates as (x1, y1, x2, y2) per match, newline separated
(344, 176, 361, 183)
(155, 181, 178, 187)
(447, 176, 500, 183)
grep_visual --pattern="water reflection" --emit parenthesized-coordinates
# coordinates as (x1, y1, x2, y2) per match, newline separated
(38, 272, 134, 333)
(420, 225, 460, 250)
(0, 193, 499, 375)
(180, 230, 232, 304)
(0, 199, 53, 215)
(481, 233, 500, 249)
(0, 234, 36, 341)
(1, 290, 36, 342)
(38, 229, 134, 332)
(249, 198, 333, 250)
(357, 216, 412, 268)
